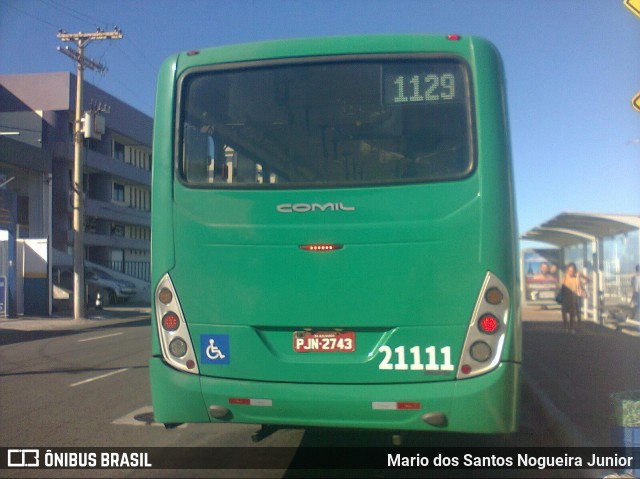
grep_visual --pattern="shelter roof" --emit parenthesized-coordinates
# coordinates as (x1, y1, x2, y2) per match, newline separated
(521, 212, 640, 247)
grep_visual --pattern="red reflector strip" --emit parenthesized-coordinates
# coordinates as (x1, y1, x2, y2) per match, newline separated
(229, 398, 272, 407)
(372, 401, 421, 410)
(299, 244, 343, 251)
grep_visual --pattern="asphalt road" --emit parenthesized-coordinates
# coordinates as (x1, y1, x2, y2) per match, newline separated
(1, 306, 637, 478)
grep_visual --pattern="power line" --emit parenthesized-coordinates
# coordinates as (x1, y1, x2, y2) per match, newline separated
(107, 73, 155, 114)
(113, 42, 156, 85)
(2, 1, 61, 29)
(9, 0, 157, 107)
(38, 0, 105, 28)
(124, 36, 158, 76)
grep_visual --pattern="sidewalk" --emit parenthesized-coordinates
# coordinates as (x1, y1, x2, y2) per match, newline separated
(0, 304, 150, 345)
(523, 303, 640, 337)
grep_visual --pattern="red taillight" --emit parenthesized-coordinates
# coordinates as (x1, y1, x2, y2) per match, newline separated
(447, 34, 461, 41)
(478, 314, 499, 334)
(162, 312, 180, 331)
(299, 244, 343, 252)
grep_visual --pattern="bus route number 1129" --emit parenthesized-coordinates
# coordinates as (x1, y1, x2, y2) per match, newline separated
(388, 73, 457, 104)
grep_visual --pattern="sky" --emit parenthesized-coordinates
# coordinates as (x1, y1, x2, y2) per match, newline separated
(0, 0, 638, 246)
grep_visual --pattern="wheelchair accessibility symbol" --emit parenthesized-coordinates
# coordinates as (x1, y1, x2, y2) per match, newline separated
(206, 339, 225, 359)
(201, 335, 230, 364)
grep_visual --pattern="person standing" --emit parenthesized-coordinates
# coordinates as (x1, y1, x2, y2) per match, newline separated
(631, 265, 639, 322)
(561, 263, 583, 334)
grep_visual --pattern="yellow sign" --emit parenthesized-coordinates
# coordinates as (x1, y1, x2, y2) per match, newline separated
(625, 0, 640, 18)
(633, 91, 640, 113)
(626, 2, 640, 110)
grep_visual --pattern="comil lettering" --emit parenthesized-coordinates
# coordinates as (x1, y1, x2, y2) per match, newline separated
(276, 202, 356, 213)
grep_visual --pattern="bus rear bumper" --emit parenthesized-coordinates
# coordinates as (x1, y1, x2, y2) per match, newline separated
(150, 358, 520, 433)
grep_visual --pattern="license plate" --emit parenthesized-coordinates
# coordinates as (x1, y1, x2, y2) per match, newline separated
(293, 331, 355, 352)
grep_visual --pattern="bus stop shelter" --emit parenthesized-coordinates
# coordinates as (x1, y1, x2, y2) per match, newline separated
(521, 212, 640, 322)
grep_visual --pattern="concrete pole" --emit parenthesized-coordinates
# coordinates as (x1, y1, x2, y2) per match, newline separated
(73, 42, 85, 320)
(57, 28, 122, 320)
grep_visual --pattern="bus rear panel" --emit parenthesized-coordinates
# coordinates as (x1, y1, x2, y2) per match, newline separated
(150, 34, 520, 433)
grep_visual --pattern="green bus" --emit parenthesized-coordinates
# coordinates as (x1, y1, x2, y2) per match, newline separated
(150, 34, 520, 434)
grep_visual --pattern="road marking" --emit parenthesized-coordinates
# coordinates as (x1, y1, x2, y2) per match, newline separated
(78, 332, 123, 342)
(70, 368, 129, 387)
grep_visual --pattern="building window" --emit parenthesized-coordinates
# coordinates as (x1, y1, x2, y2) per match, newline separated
(113, 183, 125, 202)
(113, 141, 125, 162)
(111, 223, 125, 237)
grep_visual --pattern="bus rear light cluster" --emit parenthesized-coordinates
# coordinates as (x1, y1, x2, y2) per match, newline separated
(457, 272, 509, 379)
(155, 273, 199, 374)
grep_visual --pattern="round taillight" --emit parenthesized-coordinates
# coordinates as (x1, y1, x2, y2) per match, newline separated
(478, 314, 499, 334)
(169, 337, 188, 358)
(485, 287, 504, 305)
(158, 288, 173, 304)
(162, 312, 180, 331)
(470, 341, 492, 362)
(461, 364, 472, 374)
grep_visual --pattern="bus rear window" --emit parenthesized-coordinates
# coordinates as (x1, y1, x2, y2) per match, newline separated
(179, 58, 474, 188)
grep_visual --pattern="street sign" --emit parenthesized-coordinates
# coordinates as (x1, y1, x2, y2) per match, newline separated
(624, 0, 640, 18)
(633, 91, 640, 113)
(626, 1, 640, 111)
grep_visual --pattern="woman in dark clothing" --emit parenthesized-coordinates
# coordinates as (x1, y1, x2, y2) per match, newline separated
(561, 262, 583, 334)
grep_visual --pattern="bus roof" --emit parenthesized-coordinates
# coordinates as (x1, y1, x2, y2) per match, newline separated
(168, 34, 498, 72)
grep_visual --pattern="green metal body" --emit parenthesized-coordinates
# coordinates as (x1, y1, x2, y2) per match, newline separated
(150, 35, 521, 432)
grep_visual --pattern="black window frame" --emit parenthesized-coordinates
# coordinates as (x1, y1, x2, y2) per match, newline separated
(175, 54, 477, 190)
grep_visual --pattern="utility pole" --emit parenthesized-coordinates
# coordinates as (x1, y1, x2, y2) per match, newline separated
(57, 27, 123, 320)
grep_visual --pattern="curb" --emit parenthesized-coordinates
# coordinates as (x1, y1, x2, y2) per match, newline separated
(0, 306, 150, 345)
